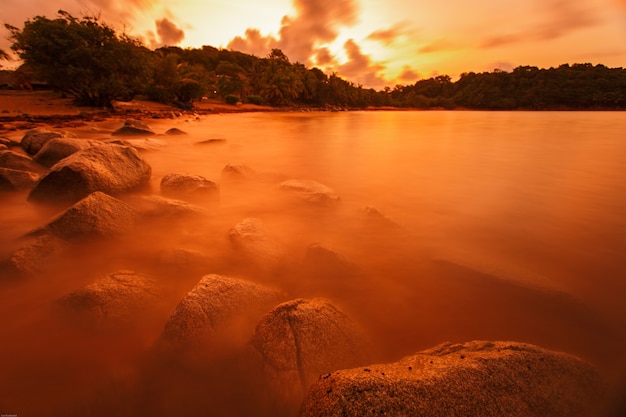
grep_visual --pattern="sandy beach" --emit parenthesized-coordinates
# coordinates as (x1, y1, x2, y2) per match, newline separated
(0, 90, 274, 133)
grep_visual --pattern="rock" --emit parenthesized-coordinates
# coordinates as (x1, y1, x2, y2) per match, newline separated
(111, 119, 155, 136)
(157, 274, 285, 357)
(249, 298, 371, 413)
(5, 234, 69, 276)
(29, 191, 138, 241)
(0, 167, 39, 191)
(361, 205, 401, 229)
(33, 137, 100, 167)
(20, 128, 76, 155)
(58, 270, 160, 325)
(165, 128, 187, 135)
(229, 218, 286, 270)
(156, 248, 214, 273)
(28, 144, 152, 205)
(121, 138, 168, 151)
(279, 179, 340, 207)
(300, 340, 604, 417)
(303, 243, 358, 278)
(128, 194, 208, 220)
(221, 164, 257, 182)
(0, 144, 7, 151)
(160, 173, 220, 202)
(195, 138, 226, 145)
(0, 150, 43, 172)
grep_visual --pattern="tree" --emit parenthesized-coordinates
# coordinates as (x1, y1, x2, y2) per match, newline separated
(5, 10, 151, 108)
(0, 49, 8, 60)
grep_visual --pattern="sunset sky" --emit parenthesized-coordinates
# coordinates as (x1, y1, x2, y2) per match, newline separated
(2, 0, 626, 88)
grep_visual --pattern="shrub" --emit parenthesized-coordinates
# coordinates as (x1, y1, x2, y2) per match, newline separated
(247, 95, 263, 105)
(224, 94, 239, 105)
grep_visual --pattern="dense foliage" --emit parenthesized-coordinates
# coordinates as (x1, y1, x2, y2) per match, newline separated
(5, 11, 626, 110)
(5, 11, 151, 108)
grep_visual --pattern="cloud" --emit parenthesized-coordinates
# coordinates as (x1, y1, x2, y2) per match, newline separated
(397, 66, 420, 83)
(314, 47, 336, 66)
(367, 21, 413, 45)
(227, 0, 358, 63)
(338, 39, 387, 89)
(154, 18, 185, 46)
(418, 39, 460, 54)
(481, 0, 600, 48)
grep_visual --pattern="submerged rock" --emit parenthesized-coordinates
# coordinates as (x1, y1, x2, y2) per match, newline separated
(221, 164, 257, 182)
(300, 340, 604, 417)
(279, 179, 340, 207)
(5, 234, 69, 276)
(157, 274, 285, 357)
(229, 218, 286, 270)
(160, 173, 220, 202)
(0, 167, 39, 191)
(28, 144, 152, 205)
(249, 298, 371, 413)
(303, 243, 359, 278)
(129, 194, 208, 220)
(58, 270, 160, 325)
(111, 119, 155, 136)
(165, 128, 187, 135)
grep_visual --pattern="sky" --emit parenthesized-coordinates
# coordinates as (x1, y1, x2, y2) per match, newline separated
(2, 0, 626, 89)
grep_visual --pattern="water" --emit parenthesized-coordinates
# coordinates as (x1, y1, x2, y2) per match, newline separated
(1, 111, 625, 415)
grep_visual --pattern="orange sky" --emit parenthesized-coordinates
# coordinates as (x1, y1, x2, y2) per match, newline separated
(2, 0, 626, 88)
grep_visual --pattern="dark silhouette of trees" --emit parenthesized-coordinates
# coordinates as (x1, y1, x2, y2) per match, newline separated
(5, 11, 151, 108)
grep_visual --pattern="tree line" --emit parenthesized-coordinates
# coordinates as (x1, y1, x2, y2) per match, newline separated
(3, 11, 626, 110)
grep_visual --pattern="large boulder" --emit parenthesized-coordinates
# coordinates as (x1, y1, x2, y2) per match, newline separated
(279, 179, 340, 207)
(157, 274, 285, 357)
(33, 137, 101, 167)
(229, 218, 286, 270)
(160, 173, 220, 202)
(29, 191, 138, 241)
(20, 128, 76, 155)
(249, 298, 371, 413)
(0, 150, 43, 172)
(300, 340, 604, 417)
(57, 270, 160, 325)
(0, 167, 39, 191)
(28, 144, 152, 205)
(111, 119, 155, 136)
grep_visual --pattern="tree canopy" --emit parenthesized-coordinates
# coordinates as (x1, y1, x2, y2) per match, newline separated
(5, 11, 151, 108)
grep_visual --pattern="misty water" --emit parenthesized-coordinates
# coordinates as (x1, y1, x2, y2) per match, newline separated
(1, 110, 625, 415)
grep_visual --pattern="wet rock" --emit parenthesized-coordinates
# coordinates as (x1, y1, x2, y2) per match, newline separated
(29, 191, 138, 241)
(28, 144, 152, 205)
(221, 164, 257, 182)
(160, 173, 220, 202)
(196, 138, 226, 145)
(300, 340, 604, 417)
(33, 137, 101, 167)
(303, 243, 358, 278)
(58, 270, 160, 325)
(121, 137, 168, 151)
(156, 248, 215, 273)
(129, 194, 208, 220)
(4, 234, 69, 276)
(249, 298, 371, 413)
(0, 150, 43, 172)
(165, 128, 187, 135)
(361, 205, 401, 229)
(20, 128, 76, 155)
(157, 274, 285, 357)
(0, 167, 39, 191)
(279, 179, 340, 207)
(111, 119, 155, 136)
(229, 218, 286, 270)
